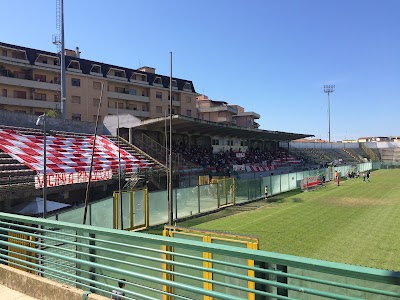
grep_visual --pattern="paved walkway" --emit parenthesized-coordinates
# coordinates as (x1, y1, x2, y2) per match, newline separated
(0, 285, 39, 300)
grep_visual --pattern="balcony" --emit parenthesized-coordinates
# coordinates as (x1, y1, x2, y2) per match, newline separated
(217, 116, 235, 124)
(108, 107, 150, 118)
(35, 62, 60, 70)
(107, 91, 149, 103)
(129, 79, 149, 86)
(235, 111, 261, 119)
(0, 75, 60, 92)
(198, 105, 238, 114)
(0, 96, 59, 109)
(0, 56, 29, 66)
(172, 100, 181, 106)
(106, 74, 128, 82)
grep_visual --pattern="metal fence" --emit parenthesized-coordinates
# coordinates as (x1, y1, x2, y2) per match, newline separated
(0, 212, 399, 299)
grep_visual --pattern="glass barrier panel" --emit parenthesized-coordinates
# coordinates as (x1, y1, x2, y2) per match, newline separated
(133, 190, 145, 227)
(199, 184, 218, 213)
(176, 187, 199, 218)
(91, 198, 114, 228)
(148, 191, 168, 226)
(281, 174, 289, 193)
(271, 175, 281, 195)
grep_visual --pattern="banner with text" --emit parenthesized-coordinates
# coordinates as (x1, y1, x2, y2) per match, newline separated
(35, 169, 113, 189)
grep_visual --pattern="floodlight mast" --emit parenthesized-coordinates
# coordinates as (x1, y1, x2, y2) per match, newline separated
(324, 85, 335, 143)
(53, 0, 66, 119)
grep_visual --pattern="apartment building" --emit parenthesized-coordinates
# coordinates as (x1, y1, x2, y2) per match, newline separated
(196, 95, 260, 129)
(0, 42, 198, 122)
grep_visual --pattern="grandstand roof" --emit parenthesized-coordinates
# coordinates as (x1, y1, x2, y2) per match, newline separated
(137, 115, 313, 142)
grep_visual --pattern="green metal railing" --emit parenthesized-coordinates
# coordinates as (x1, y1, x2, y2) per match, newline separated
(0, 212, 399, 299)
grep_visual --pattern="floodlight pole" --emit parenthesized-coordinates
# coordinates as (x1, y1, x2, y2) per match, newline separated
(60, 0, 66, 119)
(324, 85, 335, 143)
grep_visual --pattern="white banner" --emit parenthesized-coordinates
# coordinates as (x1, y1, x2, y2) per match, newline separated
(232, 164, 246, 171)
(235, 152, 245, 158)
(34, 169, 113, 189)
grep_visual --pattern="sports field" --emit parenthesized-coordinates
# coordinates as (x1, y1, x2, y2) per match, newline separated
(180, 169, 400, 271)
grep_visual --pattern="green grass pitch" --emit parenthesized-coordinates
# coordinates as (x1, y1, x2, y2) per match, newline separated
(179, 169, 400, 271)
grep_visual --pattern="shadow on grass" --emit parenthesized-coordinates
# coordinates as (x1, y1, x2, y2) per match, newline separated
(292, 198, 304, 203)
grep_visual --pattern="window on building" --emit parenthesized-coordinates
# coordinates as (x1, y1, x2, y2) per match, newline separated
(34, 93, 47, 101)
(2, 49, 7, 57)
(127, 104, 137, 110)
(34, 74, 47, 82)
(72, 113, 81, 121)
(12, 51, 25, 60)
(54, 94, 59, 102)
(114, 71, 124, 77)
(13, 90, 27, 99)
(93, 81, 101, 90)
(2, 89, 7, 97)
(168, 94, 175, 101)
(156, 106, 162, 113)
(115, 102, 123, 109)
(71, 78, 81, 87)
(212, 139, 220, 146)
(186, 96, 191, 103)
(183, 82, 192, 90)
(142, 90, 147, 97)
(114, 86, 125, 93)
(128, 89, 136, 95)
(93, 98, 100, 107)
(156, 91, 162, 100)
(90, 65, 101, 73)
(68, 61, 80, 70)
(186, 109, 192, 117)
(171, 80, 177, 88)
(153, 77, 162, 85)
(132, 73, 146, 82)
(71, 96, 81, 104)
(168, 107, 175, 114)
(142, 104, 148, 111)
(13, 71, 25, 79)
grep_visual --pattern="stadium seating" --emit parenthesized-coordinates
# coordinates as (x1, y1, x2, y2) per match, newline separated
(0, 125, 160, 194)
(379, 147, 400, 162)
(288, 147, 368, 166)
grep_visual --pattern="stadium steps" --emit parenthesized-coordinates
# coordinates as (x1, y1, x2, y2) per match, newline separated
(134, 133, 202, 172)
(107, 136, 166, 171)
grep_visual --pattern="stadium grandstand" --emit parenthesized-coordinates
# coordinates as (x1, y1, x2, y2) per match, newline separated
(0, 109, 313, 214)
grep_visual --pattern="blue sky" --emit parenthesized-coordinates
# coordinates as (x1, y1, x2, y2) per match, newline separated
(1, 0, 399, 141)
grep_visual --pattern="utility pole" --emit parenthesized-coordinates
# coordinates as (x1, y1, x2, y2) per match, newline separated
(324, 85, 335, 143)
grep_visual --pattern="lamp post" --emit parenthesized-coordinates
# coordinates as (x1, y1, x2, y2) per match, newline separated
(323, 85, 335, 143)
(36, 114, 47, 218)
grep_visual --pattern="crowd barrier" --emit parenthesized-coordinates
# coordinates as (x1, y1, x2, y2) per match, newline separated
(47, 162, 373, 229)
